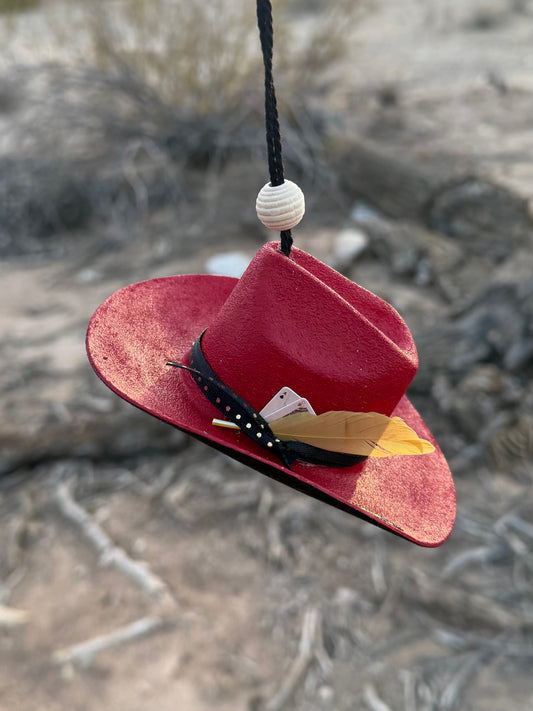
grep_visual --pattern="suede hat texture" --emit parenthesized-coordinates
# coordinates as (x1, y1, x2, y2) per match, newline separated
(87, 241, 456, 546)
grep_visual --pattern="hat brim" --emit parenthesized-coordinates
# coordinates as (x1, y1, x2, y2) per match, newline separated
(87, 274, 456, 547)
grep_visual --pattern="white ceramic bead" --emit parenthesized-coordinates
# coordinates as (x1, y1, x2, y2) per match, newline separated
(256, 180, 305, 231)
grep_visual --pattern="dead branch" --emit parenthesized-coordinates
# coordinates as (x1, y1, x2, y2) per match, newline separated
(371, 539, 388, 596)
(408, 572, 529, 632)
(265, 517, 291, 568)
(0, 567, 26, 605)
(55, 481, 173, 605)
(500, 514, 533, 541)
(131, 462, 177, 499)
(400, 670, 417, 711)
(264, 606, 324, 711)
(438, 648, 496, 711)
(363, 684, 393, 711)
(257, 486, 275, 521)
(53, 615, 166, 668)
(440, 545, 505, 580)
(2, 492, 33, 574)
(0, 604, 29, 629)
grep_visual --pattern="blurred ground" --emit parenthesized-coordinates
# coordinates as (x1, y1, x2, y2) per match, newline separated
(1, 1, 533, 710)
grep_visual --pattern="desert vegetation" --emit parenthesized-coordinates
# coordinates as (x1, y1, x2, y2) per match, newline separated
(0, 2, 532, 710)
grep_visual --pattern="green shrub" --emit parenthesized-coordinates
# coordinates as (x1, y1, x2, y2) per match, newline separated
(0, 0, 40, 13)
(84, 0, 369, 117)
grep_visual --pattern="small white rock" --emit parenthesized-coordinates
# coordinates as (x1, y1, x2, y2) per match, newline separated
(132, 538, 147, 554)
(331, 228, 369, 268)
(205, 251, 251, 278)
(332, 586, 359, 606)
(77, 268, 101, 284)
(318, 685, 335, 703)
(350, 200, 382, 224)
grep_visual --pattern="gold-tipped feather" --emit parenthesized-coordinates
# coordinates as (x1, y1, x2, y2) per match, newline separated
(270, 411, 435, 457)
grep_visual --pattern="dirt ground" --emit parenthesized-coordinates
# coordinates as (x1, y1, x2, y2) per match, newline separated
(1, 1, 533, 710)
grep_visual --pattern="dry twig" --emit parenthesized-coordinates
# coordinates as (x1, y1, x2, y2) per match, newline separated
(0, 604, 29, 629)
(55, 481, 173, 604)
(53, 616, 166, 668)
(130, 461, 177, 499)
(371, 539, 388, 596)
(363, 684, 393, 711)
(409, 572, 526, 632)
(400, 669, 417, 711)
(0, 567, 26, 605)
(264, 606, 324, 711)
(438, 648, 496, 711)
(2, 492, 33, 574)
(440, 545, 504, 579)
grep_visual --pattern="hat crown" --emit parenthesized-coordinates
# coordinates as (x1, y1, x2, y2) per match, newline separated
(201, 242, 418, 417)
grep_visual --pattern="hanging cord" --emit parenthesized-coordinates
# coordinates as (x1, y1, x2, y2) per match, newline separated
(256, 0, 293, 257)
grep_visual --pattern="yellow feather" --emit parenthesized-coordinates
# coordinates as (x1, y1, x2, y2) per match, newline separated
(270, 411, 435, 457)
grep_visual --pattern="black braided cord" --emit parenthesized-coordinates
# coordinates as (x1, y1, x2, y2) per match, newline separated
(256, 0, 293, 257)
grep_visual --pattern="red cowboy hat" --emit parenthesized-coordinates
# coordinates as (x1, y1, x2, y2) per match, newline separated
(86, 241, 455, 546)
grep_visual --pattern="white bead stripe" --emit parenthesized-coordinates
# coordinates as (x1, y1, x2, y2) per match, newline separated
(256, 180, 305, 231)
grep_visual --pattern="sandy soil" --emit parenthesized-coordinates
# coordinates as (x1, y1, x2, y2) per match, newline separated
(1, 2, 532, 710)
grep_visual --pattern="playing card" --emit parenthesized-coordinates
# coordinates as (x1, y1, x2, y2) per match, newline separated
(264, 397, 315, 423)
(260, 387, 301, 419)
(213, 387, 316, 430)
(260, 387, 316, 423)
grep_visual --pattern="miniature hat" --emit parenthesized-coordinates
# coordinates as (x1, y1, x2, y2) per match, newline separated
(87, 241, 455, 546)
